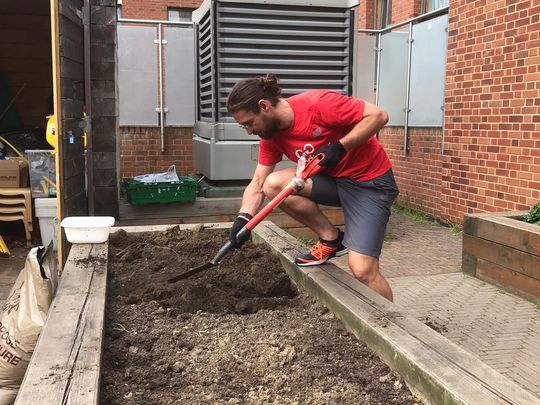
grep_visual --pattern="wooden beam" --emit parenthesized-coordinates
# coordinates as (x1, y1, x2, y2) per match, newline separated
(463, 234, 539, 280)
(15, 244, 107, 404)
(464, 214, 540, 257)
(50, 0, 65, 269)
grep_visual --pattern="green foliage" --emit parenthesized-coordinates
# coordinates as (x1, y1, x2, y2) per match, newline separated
(522, 202, 540, 225)
(392, 203, 429, 224)
(448, 221, 463, 235)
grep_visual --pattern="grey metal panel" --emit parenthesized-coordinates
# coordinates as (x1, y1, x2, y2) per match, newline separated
(216, 1, 352, 120)
(354, 34, 376, 102)
(193, 136, 259, 179)
(218, 0, 359, 7)
(408, 14, 448, 127)
(378, 28, 409, 126)
(193, 136, 293, 180)
(197, 6, 215, 122)
(118, 25, 158, 127)
(164, 26, 196, 126)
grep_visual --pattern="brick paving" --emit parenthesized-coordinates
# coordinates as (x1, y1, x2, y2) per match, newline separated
(333, 209, 540, 398)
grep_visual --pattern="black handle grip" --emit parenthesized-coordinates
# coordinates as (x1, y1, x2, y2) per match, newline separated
(211, 239, 235, 264)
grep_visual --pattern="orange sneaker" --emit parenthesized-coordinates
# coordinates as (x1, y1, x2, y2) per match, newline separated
(295, 231, 348, 266)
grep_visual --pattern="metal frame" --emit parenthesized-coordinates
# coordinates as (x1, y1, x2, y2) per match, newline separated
(118, 18, 196, 152)
(358, 6, 449, 154)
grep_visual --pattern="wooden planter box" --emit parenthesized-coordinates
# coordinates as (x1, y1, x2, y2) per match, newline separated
(15, 223, 539, 405)
(463, 212, 540, 302)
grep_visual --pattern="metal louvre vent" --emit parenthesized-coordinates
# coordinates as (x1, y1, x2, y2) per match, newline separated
(216, 2, 352, 121)
(198, 7, 214, 122)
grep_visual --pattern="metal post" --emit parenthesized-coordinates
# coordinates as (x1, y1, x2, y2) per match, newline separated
(157, 23, 165, 152)
(404, 22, 413, 154)
(375, 32, 381, 106)
(83, 0, 93, 214)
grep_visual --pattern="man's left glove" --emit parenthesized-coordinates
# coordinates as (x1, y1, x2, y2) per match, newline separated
(315, 141, 347, 167)
(229, 212, 253, 248)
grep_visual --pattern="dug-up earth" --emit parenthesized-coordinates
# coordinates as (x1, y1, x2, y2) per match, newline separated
(102, 226, 420, 404)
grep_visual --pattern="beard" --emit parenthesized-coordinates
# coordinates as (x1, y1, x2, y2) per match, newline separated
(255, 115, 280, 140)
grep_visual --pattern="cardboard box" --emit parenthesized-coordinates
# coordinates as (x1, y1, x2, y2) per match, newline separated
(0, 158, 29, 188)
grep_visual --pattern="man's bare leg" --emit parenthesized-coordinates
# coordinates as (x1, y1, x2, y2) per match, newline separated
(262, 167, 338, 241)
(348, 251, 393, 302)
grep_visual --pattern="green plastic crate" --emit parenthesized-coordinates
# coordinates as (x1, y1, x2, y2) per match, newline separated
(123, 177, 197, 205)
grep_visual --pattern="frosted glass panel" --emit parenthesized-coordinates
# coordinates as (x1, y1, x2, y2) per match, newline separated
(354, 35, 376, 103)
(118, 25, 158, 127)
(164, 26, 196, 126)
(377, 28, 409, 126)
(409, 14, 448, 127)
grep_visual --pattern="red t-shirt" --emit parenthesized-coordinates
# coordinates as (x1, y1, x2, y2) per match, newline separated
(258, 90, 392, 182)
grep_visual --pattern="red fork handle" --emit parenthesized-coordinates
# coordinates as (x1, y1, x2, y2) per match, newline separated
(244, 152, 326, 232)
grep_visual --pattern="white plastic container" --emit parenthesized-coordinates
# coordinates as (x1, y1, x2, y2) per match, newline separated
(60, 216, 115, 243)
(35, 197, 58, 251)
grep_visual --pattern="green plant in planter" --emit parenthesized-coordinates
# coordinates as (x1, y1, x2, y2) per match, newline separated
(522, 202, 540, 225)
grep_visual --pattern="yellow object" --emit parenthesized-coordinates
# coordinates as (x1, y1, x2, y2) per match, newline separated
(46, 114, 87, 149)
(0, 234, 10, 257)
(45, 114, 56, 149)
(0, 135, 28, 163)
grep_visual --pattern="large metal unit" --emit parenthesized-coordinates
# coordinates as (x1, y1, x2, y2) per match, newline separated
(192, 0, 358, 180)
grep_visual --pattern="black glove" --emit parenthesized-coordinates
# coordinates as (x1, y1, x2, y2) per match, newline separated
(315, 141, 347, 167)
(229, 212, 253, 248)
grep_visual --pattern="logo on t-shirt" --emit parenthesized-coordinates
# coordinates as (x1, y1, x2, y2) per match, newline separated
(312, 127, 322, 137)
(295, 143, 315, 159)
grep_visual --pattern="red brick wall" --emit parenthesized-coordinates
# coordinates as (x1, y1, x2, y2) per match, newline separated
(380, 128, 443, 219)
(120, 127, 194, 178)
(391, 0, 422, 24)
(122, 0, 202, 20)
(358, 0, 375, 30)
(442, 0, 540, 224)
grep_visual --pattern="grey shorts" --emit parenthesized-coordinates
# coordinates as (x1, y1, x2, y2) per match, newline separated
(310, 169, 399, 258)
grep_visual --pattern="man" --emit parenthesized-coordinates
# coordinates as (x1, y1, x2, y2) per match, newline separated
(226, 74, 399, 302)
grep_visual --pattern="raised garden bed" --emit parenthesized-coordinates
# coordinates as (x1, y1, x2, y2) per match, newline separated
(101, 226, 416, 404)
(16, 222, 539, 405)
(463, 212, 540, 302)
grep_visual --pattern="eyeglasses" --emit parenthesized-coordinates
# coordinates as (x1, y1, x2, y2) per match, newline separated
(238, 120, 254, 130)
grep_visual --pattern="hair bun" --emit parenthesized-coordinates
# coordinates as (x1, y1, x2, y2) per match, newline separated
(260, 74, 277, 89)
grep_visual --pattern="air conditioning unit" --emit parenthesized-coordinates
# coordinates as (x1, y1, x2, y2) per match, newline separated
(192, 0, 358, 180)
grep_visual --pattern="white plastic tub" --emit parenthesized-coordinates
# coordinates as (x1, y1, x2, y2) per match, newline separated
(60, 216, 115, 243)
(35, 197, 58, 251)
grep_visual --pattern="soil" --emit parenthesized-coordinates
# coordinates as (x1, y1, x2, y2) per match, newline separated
(102, 226, 419, 404)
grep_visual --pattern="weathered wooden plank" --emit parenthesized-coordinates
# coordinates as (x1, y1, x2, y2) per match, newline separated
(253, 222, 540, 405)
(90, 5, 116, 26)
(464, 214, 540, 256)
(112, 222, 230, 234)
(476, 258, 540, 302)
(16, 244, 107, 405)
(62, 172, 86, 197)
(60, 34, 84, 65)
(60, 57, 84, 81)
(118, 197, 343, 220)
(59, 1, 84, 28)
(463, 234, 539, 280)
(62, 190, 88, 217)
(62, 155, 86, 179)
(461, 251, 477, 276)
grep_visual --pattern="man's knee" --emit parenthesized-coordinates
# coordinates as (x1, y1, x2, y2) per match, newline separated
(262, 171, 289, 198)
(348, 255, 379, 283)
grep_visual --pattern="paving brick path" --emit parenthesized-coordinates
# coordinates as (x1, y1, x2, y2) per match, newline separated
(333, 209, 540, 398)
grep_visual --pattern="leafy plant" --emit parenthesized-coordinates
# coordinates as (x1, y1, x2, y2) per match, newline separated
(522, 202, 540, 225)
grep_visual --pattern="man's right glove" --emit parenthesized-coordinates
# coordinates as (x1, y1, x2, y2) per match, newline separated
(315, 141, 347, 167)
(229, 212, 253, 248)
